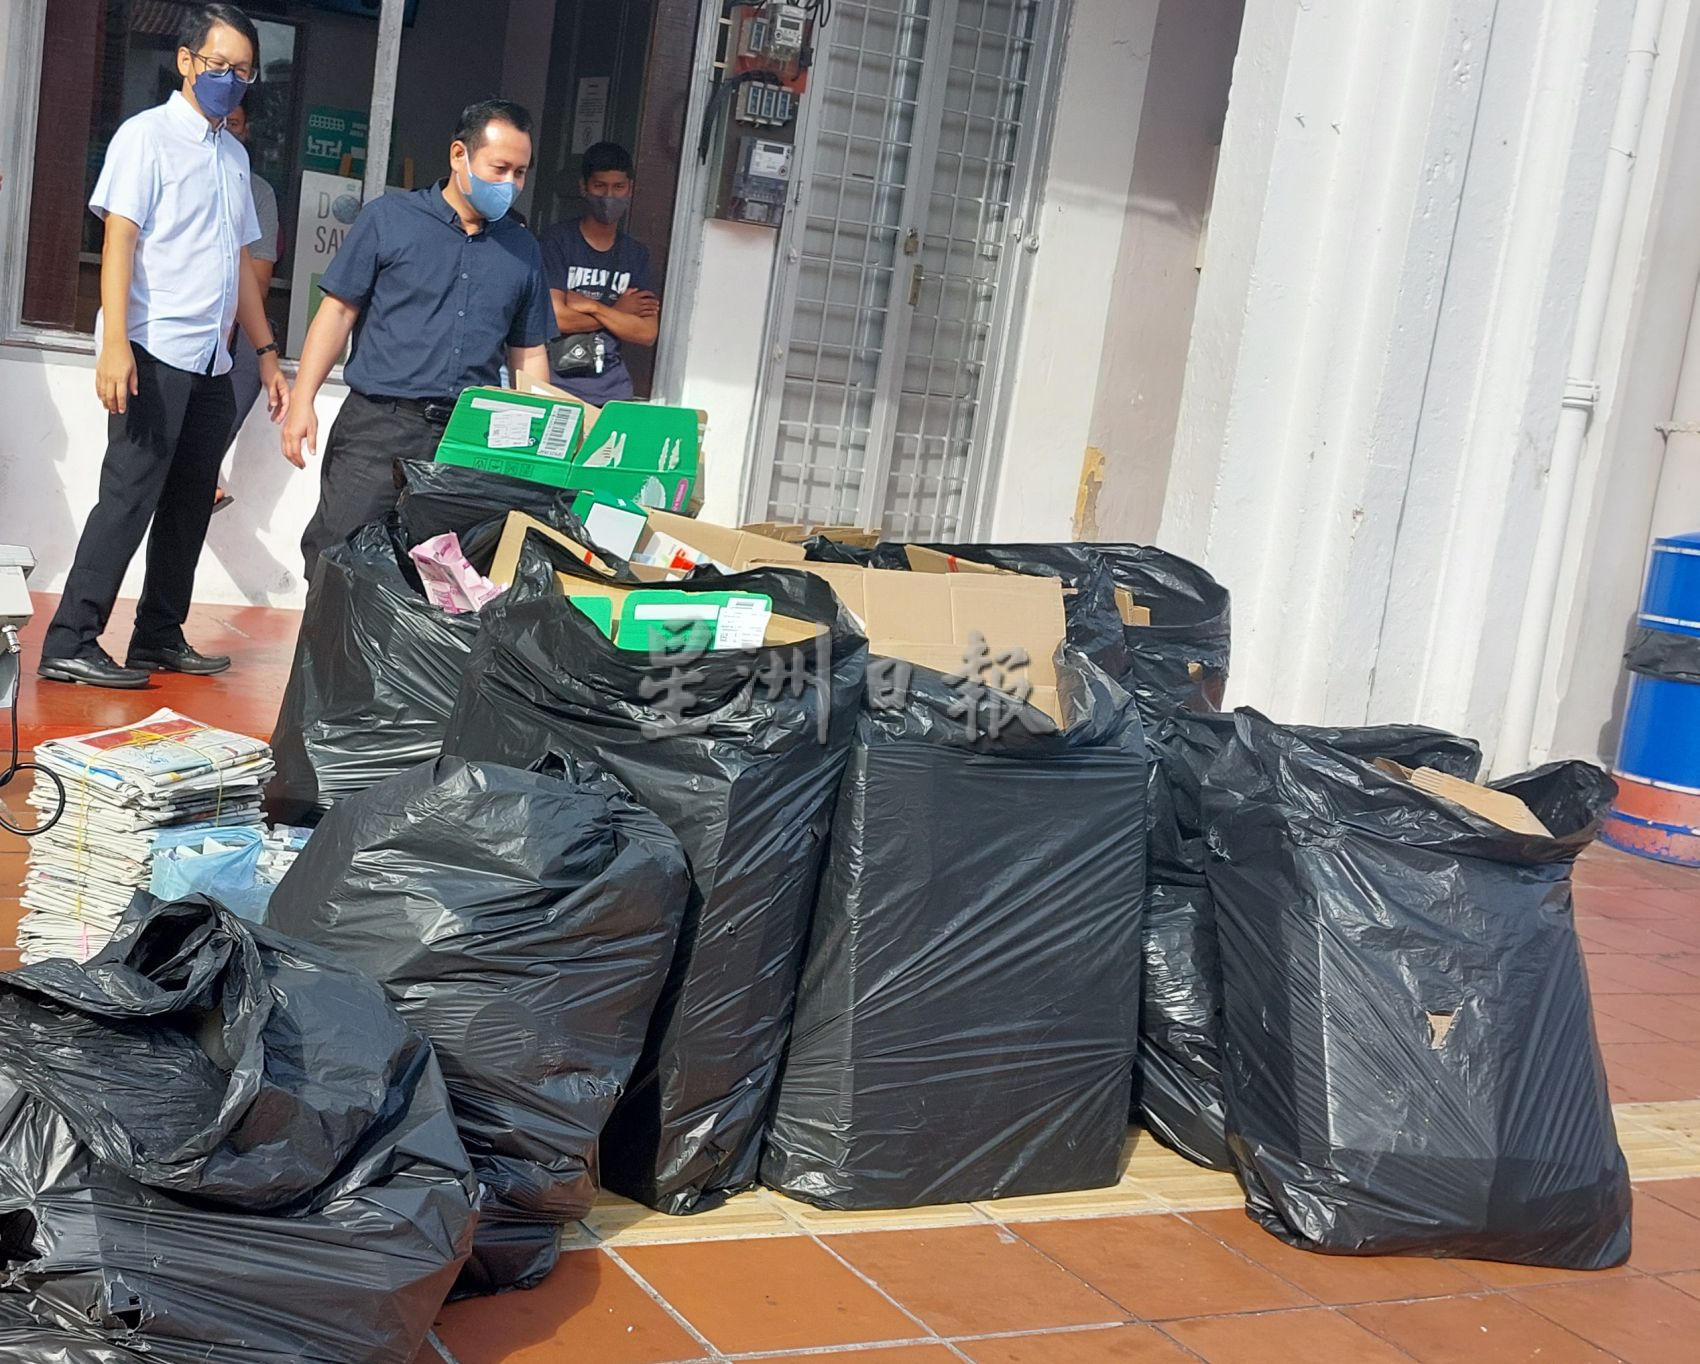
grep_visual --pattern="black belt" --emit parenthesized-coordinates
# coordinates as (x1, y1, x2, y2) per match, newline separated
(357, 391, 457, 425)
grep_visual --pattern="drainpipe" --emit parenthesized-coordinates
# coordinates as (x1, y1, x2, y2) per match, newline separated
(1497, 0, 1669, 775)
(1650, 268, 1700, 538)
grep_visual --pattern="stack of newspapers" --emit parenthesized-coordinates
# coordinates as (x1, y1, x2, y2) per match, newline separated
(18, 710, 273, 963)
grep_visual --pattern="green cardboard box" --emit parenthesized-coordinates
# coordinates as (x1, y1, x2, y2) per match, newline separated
(434, 386, 701, 512)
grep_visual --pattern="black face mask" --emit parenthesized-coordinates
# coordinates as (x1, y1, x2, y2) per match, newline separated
(585, 192, 631, 226)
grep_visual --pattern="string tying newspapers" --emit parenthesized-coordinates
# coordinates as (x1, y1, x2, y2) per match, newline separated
(18, 710, 274, 963)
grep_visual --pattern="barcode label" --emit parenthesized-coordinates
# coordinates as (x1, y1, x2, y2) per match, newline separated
(536, 405, 582, 460)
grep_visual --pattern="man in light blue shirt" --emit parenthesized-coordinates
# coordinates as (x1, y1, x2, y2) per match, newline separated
(39, 3, 290, 689)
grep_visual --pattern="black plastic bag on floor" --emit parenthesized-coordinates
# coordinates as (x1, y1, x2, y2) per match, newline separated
(268, 464, 597, 825)
(267, 516, 485, 823)
(760, 653, 1148, 1210)
(1201, 712, 1630, 1266)
(443, 559, 867, 1214)
(1141, 713, 1482, 1171)
(268, 754, 691, 1292)
(0, 898, 477, 1363)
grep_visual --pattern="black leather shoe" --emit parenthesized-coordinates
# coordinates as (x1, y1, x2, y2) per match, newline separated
(39, 652, 150, 690)
(125, 643, 232, 676)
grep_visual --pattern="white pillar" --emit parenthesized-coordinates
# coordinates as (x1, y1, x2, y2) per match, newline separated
(1161, 0, 1642, 759)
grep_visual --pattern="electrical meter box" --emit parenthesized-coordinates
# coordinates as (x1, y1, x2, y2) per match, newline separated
(729, 137, 793, 227)
(767, 4, 807, 58)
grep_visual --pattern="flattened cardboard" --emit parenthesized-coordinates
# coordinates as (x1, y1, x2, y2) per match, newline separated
(904, 545, 1010, 577)
(1115, 586, 1153, 627)
(638, 511, 806, 574)
(765, 560, 1066, 723)
(1374, 759, 1552, 837)
(488, 512, 614, 588)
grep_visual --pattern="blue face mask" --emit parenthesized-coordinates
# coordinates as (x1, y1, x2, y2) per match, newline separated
(194, 68, 247, 122)
(460, 164, 516, 223)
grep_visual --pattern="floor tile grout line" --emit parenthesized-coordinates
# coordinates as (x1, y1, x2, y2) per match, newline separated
(600, 1244, 732, 1362)
(797, 1225, 975, 1361)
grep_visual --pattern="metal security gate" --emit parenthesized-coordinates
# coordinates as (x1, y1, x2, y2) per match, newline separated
(746, 0, 1065, 538)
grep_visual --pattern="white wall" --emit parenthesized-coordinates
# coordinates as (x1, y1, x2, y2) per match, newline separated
(986, 0, 1159, 542)
(674, 222, 779, 525)
(1156, 0, 1680, 770)
(0, 346, 343, 607)
(1540, 0, 1700, 764)
(1087, 0, 1244, 544)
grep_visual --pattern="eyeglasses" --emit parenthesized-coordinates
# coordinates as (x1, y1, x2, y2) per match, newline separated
(187, 50, 258, 84)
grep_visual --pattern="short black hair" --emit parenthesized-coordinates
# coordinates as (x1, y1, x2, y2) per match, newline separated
(581, 142, 635, 181)
(454, 99, 534, 155)
(178, 4, 260, 68)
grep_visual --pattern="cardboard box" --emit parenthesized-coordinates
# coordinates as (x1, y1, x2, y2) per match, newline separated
(550, 576, 822, 649)
(633, 511, 807, 575)
(572, 492, 648, 561)
(435, 387, 703, 512)
(774, 561, 1067, 724)
(1373, 760, 1552, 837)
(488, 512, 615, 588)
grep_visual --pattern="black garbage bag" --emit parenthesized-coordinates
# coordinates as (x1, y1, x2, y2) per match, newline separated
(393, 460, 580, 545)
(1201, 711, 1629, 1266)
(268, 754, 691, 1293)
(267, 517, 484, 823)
(443, 559, 868, 1214)
(0, 898, 477, 1363)
(268, 464, 601, 825)
(1624, 626, 1700, 684)
(0, 1296, 145, 1363)
(760, 654, 1148, 1210)
(1141, 713, 1482, 1170)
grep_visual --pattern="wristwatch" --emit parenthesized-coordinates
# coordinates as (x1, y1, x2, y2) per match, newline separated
(255, 341, 279, 358)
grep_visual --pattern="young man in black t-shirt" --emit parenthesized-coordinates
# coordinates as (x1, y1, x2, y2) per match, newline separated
(539, 142, 658, 405)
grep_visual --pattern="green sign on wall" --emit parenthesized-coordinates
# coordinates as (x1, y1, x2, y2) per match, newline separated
(303, 105, 368, 173)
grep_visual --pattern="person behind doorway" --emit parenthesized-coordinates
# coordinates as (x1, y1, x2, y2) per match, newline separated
(281, 98, 554, 582)
(539, 141, 659, 405)
(38, 3, 289, 691)
(214, 100, 280, 514)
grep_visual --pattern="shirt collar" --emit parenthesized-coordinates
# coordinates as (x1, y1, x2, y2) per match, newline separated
(430, 179, 470, 226)
(166, 90, 222, 142)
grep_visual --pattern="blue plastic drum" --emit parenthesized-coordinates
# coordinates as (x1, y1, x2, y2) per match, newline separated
(1638, 530, 1700, 639)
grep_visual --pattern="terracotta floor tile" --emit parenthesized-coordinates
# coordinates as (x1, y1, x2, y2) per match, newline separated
(1161, 1307, 1415, 1363)
(1600, 1044, 1700, 1100)
(1585, 953, 1700, 996)
(1662, 953, 1700, 983)
(1593, 1009, 1671, 1045)
(1514, 1275, 1700, 1363)
(1014, 1214, 1310, 1321)
(1346, 1293, 1612, 1363)
(829, 1225, 1126, 1337)
(1662, 1270, 1700, 1301)
(410, 1342, 448, 1364)
(1457, 1256, 1634, 1289)
(1185, 1209, 1480, 1305)
(1626, 1188, 1700, 1274)
(755, 1349, 958, 1363)
(1611, 1065, 1683, 1104)
(1644, 1178, 1700, 1221)
(1596, 994, 1700, 1043)
(959, 1325, 1198, 1363)
(618, 1236, 921, 1354)
(1578, 920, 1697, 956)
(1639, 916, 1700, 952)
(433, 1249, 703, 1364)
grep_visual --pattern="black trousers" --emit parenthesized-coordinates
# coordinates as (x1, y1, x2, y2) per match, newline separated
(299, 392, 446, 584)
(43, 346, 235, 662)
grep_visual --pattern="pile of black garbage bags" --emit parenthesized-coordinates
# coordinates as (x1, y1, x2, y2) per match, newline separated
(1, 464, 1631, 1360)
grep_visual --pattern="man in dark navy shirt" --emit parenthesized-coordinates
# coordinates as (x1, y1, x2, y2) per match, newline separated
(539, 142, 658, 405)
(282, 98, 553, 580)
